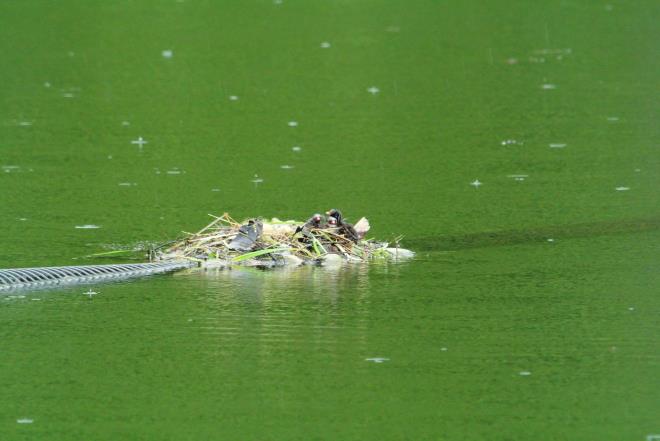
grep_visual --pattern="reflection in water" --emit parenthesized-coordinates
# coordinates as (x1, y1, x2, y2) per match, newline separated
(178, 263, 392, 363)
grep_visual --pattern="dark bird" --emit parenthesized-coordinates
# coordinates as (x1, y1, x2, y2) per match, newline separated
(228, 219, 263, 251)
(326, 209, 359, 242)
(295, 213, 324, 234)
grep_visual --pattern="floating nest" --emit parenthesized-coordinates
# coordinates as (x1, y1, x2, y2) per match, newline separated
(154, 211, 413, 268)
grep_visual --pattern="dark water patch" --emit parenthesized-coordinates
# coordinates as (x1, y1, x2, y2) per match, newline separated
(406, 216, 660, 251)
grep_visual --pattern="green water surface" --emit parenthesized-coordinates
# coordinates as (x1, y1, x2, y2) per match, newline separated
(1, 1, 658, 440)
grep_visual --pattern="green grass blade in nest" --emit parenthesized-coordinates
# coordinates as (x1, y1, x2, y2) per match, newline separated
(231, 247, 291, 263)
(311, 237, 326, 256)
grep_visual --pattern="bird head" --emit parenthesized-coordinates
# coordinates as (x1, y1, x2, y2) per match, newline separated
(325, 209, 342, 222)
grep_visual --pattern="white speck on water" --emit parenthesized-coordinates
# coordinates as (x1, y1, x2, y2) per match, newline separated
(166, 170, 182, 175)
(547, 238, 555, 242)
(19, 121, 32, 127)
(628, 307, 635, 311)
(211, 188, 221, 192)
(440, 347, 448, 351)
(121, 121, 130, 126)
(367, 86, 380, 95)
(607, 116, 619, 122)
(75, 225, 101, 229)
(549, 143, 566, 148)
(251, 174, 264, 184)
(161, 49, 173, 58)
(118, 182, 137, 186)
(280, 165, 294, 169)
(533, 48, 573, 56)
(16, 418, 33, 424)
(107, 155, 113, 159)
(131, 136, 148, 150)
(634, 168, 641, 172)
(44, 81, 51, 88)
(506, 57, 518, 65)
(470, 179, 482, 188)
(288, 121, 298, 127)
(320, 41, 331, 48)
(541, 83, 557, 90)
(84, 289, 98, 298)
(615, 186, 630, 191)
(519, 371, 532, 376)
(31, 298, 41, 301)
(501, 139, 522, 146)
(229, 95, 239, 101)
(507, 174, 528, 181)
(3, 165, 20, 173)
(18, 218, 27, 221)
(365, 357, 390, 363)
(291, 146, 302, 152)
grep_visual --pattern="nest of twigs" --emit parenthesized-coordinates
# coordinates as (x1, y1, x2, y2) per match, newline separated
(154, 213, 402, 267)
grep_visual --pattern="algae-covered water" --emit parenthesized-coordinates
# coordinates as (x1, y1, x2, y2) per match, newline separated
(1, 1, 659, 439)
